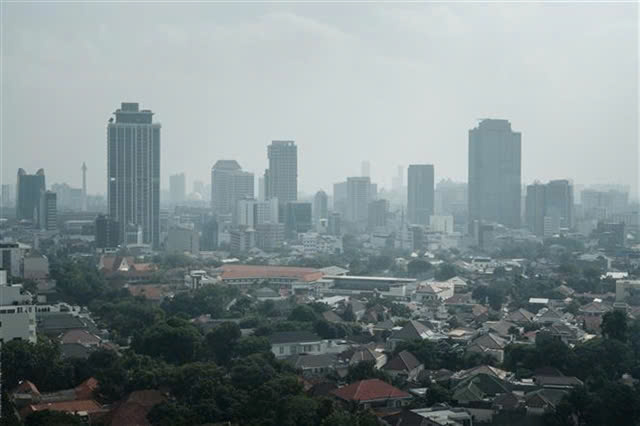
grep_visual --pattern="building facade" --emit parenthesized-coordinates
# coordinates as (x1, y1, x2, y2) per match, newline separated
(407, 164, 435, 226)
(346, 177, 371, 224)
(16, 168, 45, 222)
(211, 160, 254, 215)
(169, 173, 186, 204)
(38, 191, 57, 231)
(468, 119, 521, 228)
(265, 141, 297, 206)
(107, 102, 161, 248)
(313, 190, 329, 225)
(95, 215, 120, 249)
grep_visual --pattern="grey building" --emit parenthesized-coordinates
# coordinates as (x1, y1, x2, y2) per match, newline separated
(95, 215, 120, 249)
(200, 217, 219, 251)
(407, 164, 434, 226)
(107, 102, 161, 248)
(256, 222, 285, 251)
(16, 168, 45, 222)
(38, 191, 57, 231)
(313, 190, 328, 225)
(333, 181, 348, 218)
(368, 199, 389, 231)
(525, 183, 547, 237)
(265, 140, 297, 205)
(526, 180, 574, 237)
(169, 173, 186, 204)
(211, 160, 254, 215)
(346, 176, 371, 224)
(284, 202, 312, 239)
(468, 119, 521, 228)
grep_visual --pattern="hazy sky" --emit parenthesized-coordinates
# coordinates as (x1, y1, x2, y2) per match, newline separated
(1, 2, 638, 198)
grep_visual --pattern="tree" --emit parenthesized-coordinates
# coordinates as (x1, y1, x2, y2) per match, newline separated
(407, 259, 432, 277)
(346, 360, 388, 383)
(132, 318, 203, 364)
(205, 322, 242, 364)
(601, 310, 628, 341)
(288, 305, 318, 322)
(435, 263, 457, 281)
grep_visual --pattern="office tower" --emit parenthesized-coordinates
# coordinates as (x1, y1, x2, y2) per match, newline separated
(107, 102, 161, 248)
(284, 201, 312, 239)
(258, 176, 266, 202)
(95, 214, 121, 249)
(16, 168, 45, 222)
(50, 183, 82, 211)
(407, 164, 435, 226)
(1, 184, 14, 208)
(313, 190, 328, 224)
(169, 173, 187, 204)
(38, 191, 57, 231)
(200, 217, 219, 251)
(81, 162, 87, 212)
(361, 161, 371, 178)
(526, 180, 574, 237)
(582, 189, 628, 216)
(256, 223, 285, 251)
(546, 180, 574, 229)
(328, 212, 342, 236)
(265, 140, 297, 205)
(333, 181, 348, 217)
(468, 119, 522, 228)
(346, 177, 371, 223)
(526, 183, 547, 236)
(211, 160, 254, 215)
(368, 199, 389, 231)
(166, 225, 200, 255)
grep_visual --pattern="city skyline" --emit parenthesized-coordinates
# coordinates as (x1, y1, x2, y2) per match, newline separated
(2, 3, 637, 198)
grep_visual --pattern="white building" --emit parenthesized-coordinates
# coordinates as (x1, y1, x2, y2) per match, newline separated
(23, 254, 50, 281)
(0, 242, 24, 278)
(429, 215, 454, 234)
(0, 271, 37, 343)
(300, 232, 343, 256)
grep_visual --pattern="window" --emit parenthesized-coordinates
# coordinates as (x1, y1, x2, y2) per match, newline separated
(279, 346, 284, 354)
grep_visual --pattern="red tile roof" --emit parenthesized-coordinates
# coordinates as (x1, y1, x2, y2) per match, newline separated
(74, 378, 99, 400)
(107, 390, 166, 426)
(220, 264, 323, 282)
(22, 399, 104, 416)
(13, 380, 40, 397)
(331, 379, 411, 402)
(61, 330, 101, 345)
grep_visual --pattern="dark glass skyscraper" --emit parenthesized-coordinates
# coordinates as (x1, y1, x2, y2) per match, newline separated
(407, 164, 434, 226)
(468, 119, 521, 228)
(265, 141, 297, 205)
(16, 168, 45, 222)
(107, 102, 161, 248)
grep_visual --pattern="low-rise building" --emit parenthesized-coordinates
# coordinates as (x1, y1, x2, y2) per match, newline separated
(268, 331, 326, 359)
(331, 379, 412, 411)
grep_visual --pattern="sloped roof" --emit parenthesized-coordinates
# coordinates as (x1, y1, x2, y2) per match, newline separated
(75, 378, 98, 400)
(506, 308, 534, 323)
(289, 354, 337, 369)
(24, 399, 103, 416)
(470, 333, 507, 350)
(390, 320, 431, 341)
(322, 310, 344, 323)
(107, 390, 166, 426)
(220, 264, 323, 282)
(13, 380, 40, 396)
(487, 320, 517, 337)
(331, 379, 411, 402)
(268, 331, 322, 344)
(452, 365, 510, 382)
(383, 350, 422, 373)
(61, 329, 101, 345)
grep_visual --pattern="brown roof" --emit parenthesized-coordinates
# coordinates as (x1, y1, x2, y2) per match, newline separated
(220, 264, 323, 282)
(61, 330, 101, 345)
(331, 379, 411, 402)
(127, 284, 170, 301)
(22, 399, 104, 417)
(13, 380, 40, 397)
(383, 351, 422, 373)
(75, 378, 99, 400)
(107, 390, 166, 426)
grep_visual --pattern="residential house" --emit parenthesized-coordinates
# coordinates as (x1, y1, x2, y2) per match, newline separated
(331, 379, 412, 410)
(268, 331, 326, 359)
(505, 308, 535, 325)
(579, 301, 611, 332)
(524, 389, 567, 415)
(288, 353, 337, 377)
(467, 333, 508, 363)
(383, 350, 424, 382)
(387, 320, 444, 351)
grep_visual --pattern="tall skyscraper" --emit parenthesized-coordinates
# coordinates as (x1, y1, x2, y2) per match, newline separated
(211, 160, 254, 215)
(265, 141, 297, 205)
(169, 173, 187, 204)
(525, 183, 547, 237)
(346, 176, 371, 223)
(407, 164, 435, 226)
(333, 181, 348, 217)
(526, 179, 574, 237)
(16, 168, 45, 222)
(38, 191, 57, 231)
(546, 179, 574, 229)
(368, 199, 389, 231)
(313, 190, 328, 225)
(284, 201, 312, 239)
(107, 102, 161, 248)
(468, 119, 522, 228)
